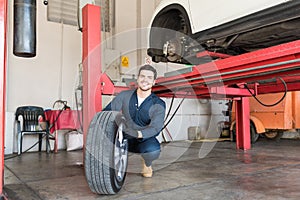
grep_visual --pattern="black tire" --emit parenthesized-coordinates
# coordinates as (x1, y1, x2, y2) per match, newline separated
(250, 122, 259, 143)
(264, 131, 283, 141)
(85, 111, 128, 195)
(232, 122, 259, 143)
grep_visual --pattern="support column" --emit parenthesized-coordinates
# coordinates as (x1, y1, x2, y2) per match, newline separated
(235, 97, 251, 150)
(0, 0, 7, 198)
(82, 5, 102, 146)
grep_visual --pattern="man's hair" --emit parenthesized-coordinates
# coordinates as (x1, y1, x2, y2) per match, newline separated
(138, 64, 157, 79)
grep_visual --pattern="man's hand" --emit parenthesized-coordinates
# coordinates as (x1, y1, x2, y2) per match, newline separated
(123, 128, 138, 139)
(123, 128, 143, 139)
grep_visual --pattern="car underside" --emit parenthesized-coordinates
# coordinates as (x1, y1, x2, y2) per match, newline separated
(147, 0, 300, 65)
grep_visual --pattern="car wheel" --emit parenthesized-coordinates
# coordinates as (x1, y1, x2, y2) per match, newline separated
(148, 10, 192, 63)
(85, 111, 128, 194)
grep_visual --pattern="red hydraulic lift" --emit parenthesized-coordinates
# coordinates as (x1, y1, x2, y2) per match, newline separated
(0, 0, 7, 199)
(0, 2, 298, 197)
(81, 4, 300, 151)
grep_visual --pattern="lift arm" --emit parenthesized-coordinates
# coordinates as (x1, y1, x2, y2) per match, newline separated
(153, 41, 300, 97)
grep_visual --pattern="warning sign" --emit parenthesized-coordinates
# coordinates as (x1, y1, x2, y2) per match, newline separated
(121, 56, 129, 67)
(145, 56, 152, 65)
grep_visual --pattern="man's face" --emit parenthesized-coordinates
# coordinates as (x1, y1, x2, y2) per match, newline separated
(137, 70, 155, 91)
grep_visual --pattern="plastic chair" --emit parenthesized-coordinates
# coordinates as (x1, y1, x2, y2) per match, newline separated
(15, 106, 50, 155)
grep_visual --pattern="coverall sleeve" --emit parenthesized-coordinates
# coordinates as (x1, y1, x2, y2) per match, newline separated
(102, 93, 123, 111)
(140, 102, 166, 139)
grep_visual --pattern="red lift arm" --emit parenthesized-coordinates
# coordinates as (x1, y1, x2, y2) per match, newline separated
(81, 5, 300, 151)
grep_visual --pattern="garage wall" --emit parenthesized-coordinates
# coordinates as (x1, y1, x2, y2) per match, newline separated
(7, 1, 82, 112)
(6, 1, 82, 154)
(104, 0, 158, 80)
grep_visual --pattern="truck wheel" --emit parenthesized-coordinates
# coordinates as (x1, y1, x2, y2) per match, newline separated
(232, 122, 259, 143)
(85, 111, 128, 195)
(250, 122, 259, 143)
(264, 131, 283, 141)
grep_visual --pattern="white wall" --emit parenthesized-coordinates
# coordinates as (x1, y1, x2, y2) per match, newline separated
(7, 1, 82, 111)
(5, 1, 82, 154)
(109, 0, 157, 78)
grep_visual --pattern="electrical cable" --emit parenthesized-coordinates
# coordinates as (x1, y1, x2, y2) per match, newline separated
(160, 93, 176, 142)
(52, 100, 70, 110)
(48, 110, 64, 131)
(164, 93, 175, 121)
(160, 91, 188, 132)
(4, 131, 51, 160)
(74, 90, 83, 133)
(244, 77, 288, 107)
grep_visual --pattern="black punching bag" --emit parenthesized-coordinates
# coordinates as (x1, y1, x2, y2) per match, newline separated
(13, 0, 36, 57)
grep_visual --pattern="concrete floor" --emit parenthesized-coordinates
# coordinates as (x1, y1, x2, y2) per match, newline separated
(3, 138, 300, 200)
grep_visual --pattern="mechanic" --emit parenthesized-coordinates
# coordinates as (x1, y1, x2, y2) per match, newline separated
(103, 64, 166, 178)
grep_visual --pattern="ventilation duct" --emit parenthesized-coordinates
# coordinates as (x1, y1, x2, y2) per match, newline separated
(47, 0, 111, 32)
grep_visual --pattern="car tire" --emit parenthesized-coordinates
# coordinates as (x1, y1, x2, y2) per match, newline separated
(85, 111, 128, 194)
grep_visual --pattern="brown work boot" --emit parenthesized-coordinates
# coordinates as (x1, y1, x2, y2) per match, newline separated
(141, 159, 153, 178)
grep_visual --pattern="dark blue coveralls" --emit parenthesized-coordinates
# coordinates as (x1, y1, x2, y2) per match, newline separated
(103, 89, 166, 166)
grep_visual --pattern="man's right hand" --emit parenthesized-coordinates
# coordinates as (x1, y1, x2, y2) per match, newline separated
(123, 128, 138, 139)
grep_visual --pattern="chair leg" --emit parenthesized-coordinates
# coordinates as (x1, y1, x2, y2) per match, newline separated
(46, 133, 50, 153)
(20, 134, 23, 155)
(17, 133, 21, 155)
(54, 130, 58, 153)
(20, 135, 23, 154)
(38, 134, 42, 152)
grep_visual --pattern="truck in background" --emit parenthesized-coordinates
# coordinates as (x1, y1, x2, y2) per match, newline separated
(230, 91, 300, 143)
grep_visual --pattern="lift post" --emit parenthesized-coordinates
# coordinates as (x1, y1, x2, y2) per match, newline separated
(82, 4, 102, 145)
(235, 97, 251, 149)
(0, 0, 7, 198)
(82, 4, 300, 151)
